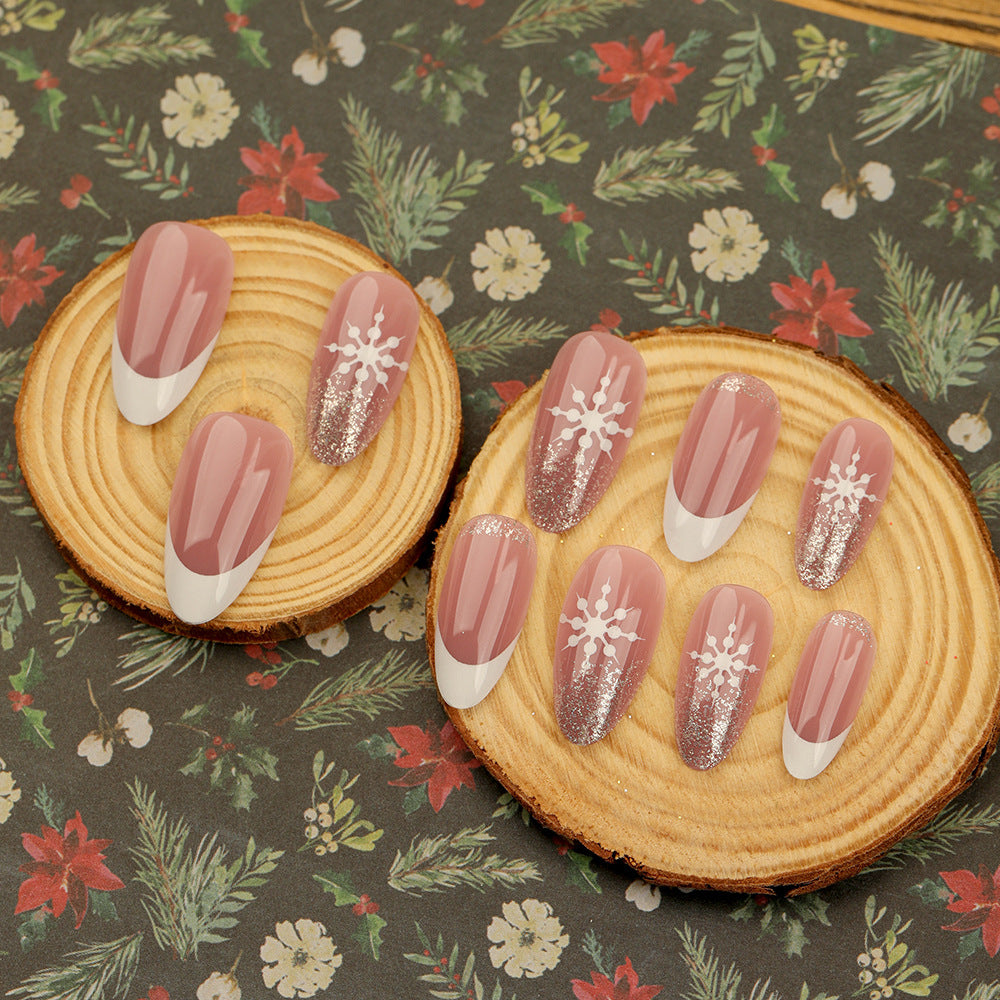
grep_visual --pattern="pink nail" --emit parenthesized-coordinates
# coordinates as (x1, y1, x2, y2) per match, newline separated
(165, 412, 293, 625)
(783, 611, 876, 779)
(113, 221, 234, 425)
(675, 584, 774, 770)
(796, 418, 894, 589)
(307, 270, 420, 466)
(554, 545, 665, 745)
(663, 372, 781, 561)
(526, 331, 646, 533)
(434, 514, 537, 709)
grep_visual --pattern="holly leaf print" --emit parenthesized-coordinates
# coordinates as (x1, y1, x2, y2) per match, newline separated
(0, 47, 67, 130)
(313, 870, 386, 960)
(8, 650, 53, 749)
(522, 181, 592, 265)
(750, 105, 799, 203)
(564, 849, 602, 894)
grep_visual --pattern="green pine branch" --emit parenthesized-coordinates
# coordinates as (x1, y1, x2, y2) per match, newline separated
(115, 624, 216, 689)
(972, 461, 1000, 520)
(68, 4, 214, 71)
(342, 95, 492, 265)
(0, 344, 32, 402)
(7, 934, 143, 1000)
(593, 137, 741, 205)
(855, 42, 985, 145)
(486, 0, 650, 48)
(446, 307, 566, 376)
(388, 823, 542, 895)
(127, 780, 283, 960)
(0, 181, 39, 213)
(677, 925, 780, 1000)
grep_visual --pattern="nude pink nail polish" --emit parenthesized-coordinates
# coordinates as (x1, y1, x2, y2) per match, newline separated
(796, 418, 894, 589)
(526, 332, 646, 533)
(113, 221, 234, 425)
(434, 514, 537, 709)
(675, 584, 774, 770)
(307, 270, 420, 466)
(165, 412, 293, 625)
(663, 372, 781, 561)
(783, 610, 876, 779)
(554, 545, 665, 745)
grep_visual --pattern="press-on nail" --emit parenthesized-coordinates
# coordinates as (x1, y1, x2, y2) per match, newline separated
(113, 221, 234, 425)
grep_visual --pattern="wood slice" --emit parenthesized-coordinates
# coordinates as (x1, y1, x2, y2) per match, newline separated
(15, 215, 461, 643)
(428, 326, 1000, 894)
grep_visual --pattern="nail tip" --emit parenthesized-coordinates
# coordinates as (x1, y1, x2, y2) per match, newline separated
(662, 475, 754, 561)
(433, 629, 514, 710)
(782, 715, 848, 779)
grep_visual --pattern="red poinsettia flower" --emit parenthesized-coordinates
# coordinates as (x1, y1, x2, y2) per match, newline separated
(237, 126, 339, 219)
(769, 261, 873, 355)
(572, 957, 664, 1000)
(941, 865, 1000, 956)
(16, 811, 124, 928)
(0, 234, 63, 328)
(592, 30, 694, 125)
(387, 720, 480, 811)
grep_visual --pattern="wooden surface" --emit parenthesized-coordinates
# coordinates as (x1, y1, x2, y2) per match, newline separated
(428, 327, 1000, 894)
(15, 216, 462, 643)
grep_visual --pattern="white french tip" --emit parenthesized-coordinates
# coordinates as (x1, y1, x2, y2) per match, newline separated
(662, 472, 757, 562)
(781, 714, 851, 780)
(434, 628, 518, 710)
(112, 329, 219, 426)
(164, 518, 277, 625)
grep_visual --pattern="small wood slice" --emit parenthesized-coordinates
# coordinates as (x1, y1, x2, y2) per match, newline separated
(428, 326, 1000, 894)
(15, 215, 461, 643)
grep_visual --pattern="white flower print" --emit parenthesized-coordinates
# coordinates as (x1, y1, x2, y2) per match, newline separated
(0, 758, 21, 824)
(688, 207, 769, 283)
(0, 95, 23, 159)
(625, 878, 662, 912)
(293, 28, 365, 85)
(197, 971, 242, 1000)
(471, 226, 550, 302)
(822, 136, 895, 219)
(369, 566, 427, 641)
(78, 682, 153, 767)
(260, 918, 342, 998)
(949, 408, 992, 453)
(305, 622, 349, 657)
(160, 73, 239, 149)
(415, 274, 454, 315)
(487, 898, 569, 979)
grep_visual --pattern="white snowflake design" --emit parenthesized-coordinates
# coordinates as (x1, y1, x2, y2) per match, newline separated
(560, 581, 639, 669)
(813, 450, 878, 515)
(548, 377, 632, 465)
(325, 304, 408, 387)
(690, 621, 757, 700)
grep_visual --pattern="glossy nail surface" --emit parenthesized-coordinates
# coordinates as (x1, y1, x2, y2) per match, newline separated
(675, 584, 774, 770)
(113, 221, 234, 425)
(663, 373, 781, 561)
(307, 270, 420, 466)
(165, 412, 293, 625)
(783, 611, 876, 779)
(554, 545, 665, 745)
(434, 514, 537, 709)
(796, 418, 894, 589)
(526, 331, 646, 533)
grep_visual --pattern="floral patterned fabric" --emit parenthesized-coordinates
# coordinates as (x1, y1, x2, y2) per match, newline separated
(3, 1, 1000, 997)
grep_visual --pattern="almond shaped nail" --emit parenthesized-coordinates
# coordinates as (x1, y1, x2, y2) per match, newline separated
(434, 514, 537, 709)
(796, 418, 894, 590)
(554, 545, 665, 745)
(526, 331, 647, 533)
(113, 221, 234, 426)
(675, 584, 774, 770)
(783, 611, 876, 779)
(663, 372, 781, 562)
(307, 270, 420, 466)
(165, 412, 293, 625)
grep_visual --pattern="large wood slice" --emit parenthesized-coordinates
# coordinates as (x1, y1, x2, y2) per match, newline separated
(16, 215, 461, 643)
(428, 326, 1000, 894)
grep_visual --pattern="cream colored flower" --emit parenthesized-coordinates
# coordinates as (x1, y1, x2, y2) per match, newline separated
(0, 760, 21, 824)
(487, 898, 568, 979)
(369, 566, 427, 641)
(949, 410, 992, 453)
(0, 95, 23, 159)
(471, 226, 550, 302)
(77, 707, 152, 766)
(625, 878, 661, 911)
(415, 274, 454, 315)
(305, 623, 349, 657)
(689, 206, 768, 283)
(260, 918, 342, 998)
(161, 73, 239, 149)
(822, 161, 894, 219)
(293, 28, 365, 85)
(197, 971, 242, 1000)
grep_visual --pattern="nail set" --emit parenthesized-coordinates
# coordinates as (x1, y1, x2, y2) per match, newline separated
(112, 221, 421, 624)
(434, 331, 896, 780)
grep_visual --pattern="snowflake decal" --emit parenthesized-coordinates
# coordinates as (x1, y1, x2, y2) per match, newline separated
(813, 450, 878, 515)
(326, 305, 408, 387)
(548, 377, 632, 464)
(690, 621, 757, 700)
(560, 581, 639, 669)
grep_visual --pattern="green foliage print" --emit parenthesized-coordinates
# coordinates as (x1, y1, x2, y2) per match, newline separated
(7, 934, 143, 1000)
(1, 559, 35, 652)
(312, 870, 387, 960)
(730, 892, 831, 958)
(509, 67, 588, 169)
(852, 895, 937, 997)
(301, 750, 384, 856)
(486, 0, 650, 49)
(7, 648, 52, 749)
(406, 923, 513, 999)
(920, 156, 1000, 262)
(446, 306, 566, 376)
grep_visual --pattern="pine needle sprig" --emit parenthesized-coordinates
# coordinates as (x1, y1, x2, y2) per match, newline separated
(677, 924, 779, 1000)
(972, 461, 1000, 520)
(7, 933, 143, 1000)
(0, 344, 32, 403)
(388, 823, 542, 895)
(341, 95, 492, 265)
(0, 181, 39, 213)
(127, 781, 283, 960)
(855, 42, 985, 145)
(115, 624, 216, 689)
(68, 4, 214, 71)
(593, 137, 741, 205)
(485, 0, 649, 48)
(446, 307, 566, 375)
